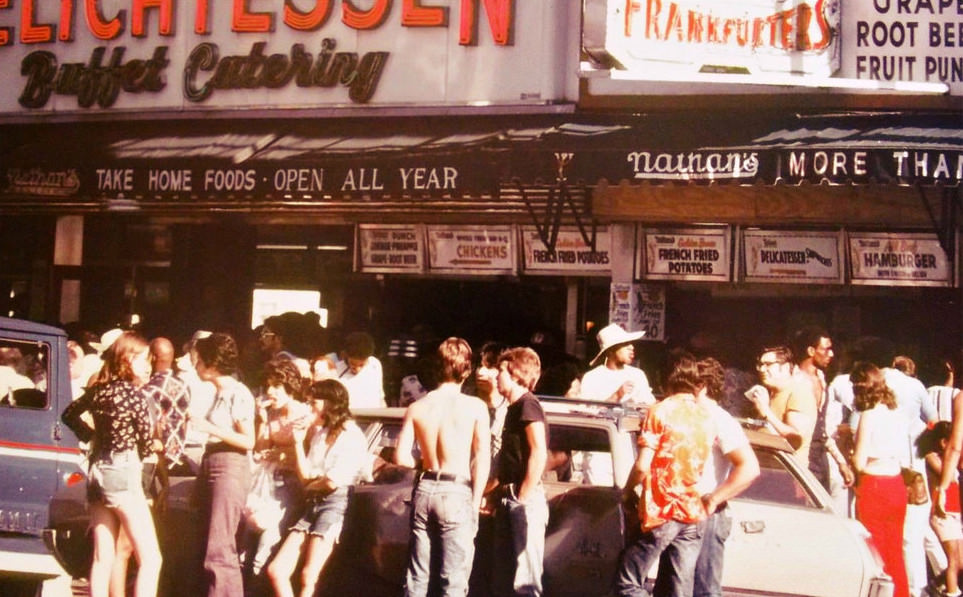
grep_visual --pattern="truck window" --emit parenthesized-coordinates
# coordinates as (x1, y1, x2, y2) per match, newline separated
(739, 449, 819, 509)
(0, 338, 49, 410)
(546, 425, 613, 486)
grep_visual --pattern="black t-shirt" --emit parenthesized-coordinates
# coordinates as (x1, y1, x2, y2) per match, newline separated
(497, 392, 548, 486)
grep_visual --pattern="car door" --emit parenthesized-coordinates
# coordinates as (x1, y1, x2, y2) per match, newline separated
(723, 447, 870, 597)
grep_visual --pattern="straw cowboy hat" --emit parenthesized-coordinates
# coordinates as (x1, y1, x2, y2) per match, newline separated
(589, 323, 645, 367)
(90, 328, 124, 354)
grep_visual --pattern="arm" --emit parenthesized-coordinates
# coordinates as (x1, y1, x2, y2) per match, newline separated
(394, 407, 417, 468)
(703, 444, 760, 515)
(471, 408, 491, 511)
(517, 421, 547, 504)
(935, 394, 963, 516)
(852, 410, 873, 473)
(624, 445, 654, 499)
(61, 389, 94, 442)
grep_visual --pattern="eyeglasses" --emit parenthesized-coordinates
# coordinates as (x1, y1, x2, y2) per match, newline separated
(259, 331, 276, 339)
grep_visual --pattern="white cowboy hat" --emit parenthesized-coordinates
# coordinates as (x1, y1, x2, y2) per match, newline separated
(90, 328, 124, 354)
(589, 323, 645, 367)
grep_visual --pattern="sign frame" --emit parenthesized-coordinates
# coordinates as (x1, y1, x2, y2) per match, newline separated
(426, 224, 517, 275)
(639, 226, 731, 282)
(357, 224, 426, 274)
(848, 231, 953, 287)
(741, 229, 844, 284)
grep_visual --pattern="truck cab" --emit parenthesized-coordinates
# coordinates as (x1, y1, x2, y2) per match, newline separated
(0, 317, 83, 595)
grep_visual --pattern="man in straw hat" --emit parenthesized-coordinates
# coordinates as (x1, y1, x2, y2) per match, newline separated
(580, 323, 654, 405)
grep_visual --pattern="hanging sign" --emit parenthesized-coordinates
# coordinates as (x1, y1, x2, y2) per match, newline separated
(743, 230, 842, 283)
(521, 226, 611, 275)
(609, 282, 665, 341)
(358, 224, 425, 273)
(427, 225, 516, 274)
(849, 232, 951, 287)
(642, 227, 731, 282)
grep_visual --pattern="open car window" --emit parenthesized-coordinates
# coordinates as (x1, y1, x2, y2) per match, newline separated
(546, 424, 615, 486)
(0, 337, 49, 410)
(739, 448, 820, 509)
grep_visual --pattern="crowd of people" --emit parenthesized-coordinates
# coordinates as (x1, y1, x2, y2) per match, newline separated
(55, 312, 963, 597)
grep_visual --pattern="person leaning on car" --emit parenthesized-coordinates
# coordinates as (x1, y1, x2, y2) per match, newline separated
(394, 337, 491, 597)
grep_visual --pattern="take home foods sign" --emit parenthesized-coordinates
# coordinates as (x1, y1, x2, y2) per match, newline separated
(0, 0, 571, 114)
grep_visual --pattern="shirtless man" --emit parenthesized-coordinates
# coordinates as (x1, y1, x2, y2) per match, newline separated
(395, 337, 491, 597)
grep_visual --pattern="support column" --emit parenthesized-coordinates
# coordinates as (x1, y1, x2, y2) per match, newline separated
(54, 216, 83, 324)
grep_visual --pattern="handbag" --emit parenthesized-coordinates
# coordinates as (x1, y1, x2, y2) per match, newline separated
(901, 467, 929, 506)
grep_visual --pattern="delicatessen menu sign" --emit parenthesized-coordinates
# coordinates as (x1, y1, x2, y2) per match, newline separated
(849, 233, 952, 287)
(427, 225, 516, 274)
(358, 225, 424, 273)
(743, 230, 842, 283)
(643, 228, 730, 282)
(521, 226, 611, 275)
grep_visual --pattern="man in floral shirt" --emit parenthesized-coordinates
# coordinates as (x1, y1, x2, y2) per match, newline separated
(616, 355, 717, 597)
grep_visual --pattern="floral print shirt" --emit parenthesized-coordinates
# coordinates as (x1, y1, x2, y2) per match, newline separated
(63, 379, 153, 460)
(638, 393, 716, 530)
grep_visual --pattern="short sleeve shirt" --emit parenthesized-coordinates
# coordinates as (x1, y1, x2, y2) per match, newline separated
(580, 365, 655, 405)
(498, 393, 548, 487)
(638, 394, 715, 530)
(306, 420, 368, 487)
(769, 380, 818, 466)
(696, 401, 750, 494)
(205, 378, 255, 448)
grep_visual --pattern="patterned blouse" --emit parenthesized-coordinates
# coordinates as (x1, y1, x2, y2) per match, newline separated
(63, 379, 153, 460)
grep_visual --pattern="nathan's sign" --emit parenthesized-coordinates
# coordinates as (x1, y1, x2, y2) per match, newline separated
(0, 1, 569, 113)
(521, 226, 612, 275)
(627, 150, 759, 181)
(743, 230, 842, 283)
(593, 0, 840, 78)
(849, 232, 952, 286)
(642, 227, 730, 282)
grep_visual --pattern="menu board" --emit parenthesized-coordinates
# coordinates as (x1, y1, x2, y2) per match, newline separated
(609, 282, 665, 341)
(521, 226, 611, 275)
(849, 232, 952, 287)
(358, 224, 424, 273)
(743, 230, 842, 284)
(427, 225, 516, 274)
(642, 227, 730, 282)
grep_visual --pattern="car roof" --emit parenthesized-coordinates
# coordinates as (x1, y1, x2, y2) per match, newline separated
(0, 316, 67, 337)
(354, 399, 796, 454)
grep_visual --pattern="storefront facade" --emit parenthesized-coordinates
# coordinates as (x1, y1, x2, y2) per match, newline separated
(0, 0, 961, 391)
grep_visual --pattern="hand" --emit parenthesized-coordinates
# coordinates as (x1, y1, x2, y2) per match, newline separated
(934, 487, 948, 518)
(617, 381, 634, 400)
(701, 493, 719, 516)
(745, 385, 771, 415)
(292, 424, 308, 443)
(840, 462, 856, 487)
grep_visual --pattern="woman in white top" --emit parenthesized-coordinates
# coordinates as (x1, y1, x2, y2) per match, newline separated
(852, 361, 910, 597)
(267, 378, 368, 597)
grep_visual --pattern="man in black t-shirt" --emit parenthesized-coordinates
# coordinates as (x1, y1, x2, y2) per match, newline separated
(487, 347, 548, 597)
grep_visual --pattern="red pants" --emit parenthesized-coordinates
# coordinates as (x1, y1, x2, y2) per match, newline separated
(855, 473, 909, 597)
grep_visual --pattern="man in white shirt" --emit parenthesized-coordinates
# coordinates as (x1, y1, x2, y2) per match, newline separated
(579, 323, 654, 405)
(336, 331, 386, 409)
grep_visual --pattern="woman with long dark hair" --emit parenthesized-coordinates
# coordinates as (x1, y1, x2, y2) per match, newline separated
(62, 331, 162, 597)
(267, 379, 368, 597)
(187, 332, 256, 597)
(851, 361, 910, 597)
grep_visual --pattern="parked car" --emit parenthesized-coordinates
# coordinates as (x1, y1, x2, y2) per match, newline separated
(46, 399, 894, 597)
(0, 317, 84, 596)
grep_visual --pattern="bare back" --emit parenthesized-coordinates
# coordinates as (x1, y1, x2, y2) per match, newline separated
(408, 384, 488, 477)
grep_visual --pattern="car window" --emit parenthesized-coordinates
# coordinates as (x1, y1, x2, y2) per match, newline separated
(0, 337, 49, 410)
(547, 424, 614, 486)
(739, 448, 819, 509)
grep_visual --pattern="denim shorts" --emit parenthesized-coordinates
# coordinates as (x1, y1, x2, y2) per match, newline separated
(87, 449, 145, 508)
(290, 487, 349, 539)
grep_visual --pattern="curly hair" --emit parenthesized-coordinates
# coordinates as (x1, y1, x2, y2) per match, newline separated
(263, 358, 305, 401)
(194, 333, 239, 376)
(92, 331, 147, 386)
(306, 379, 352, 437)
(697, 357, 726, 402)
(850, 361, 898, 412)
(665, 355, 701, 395)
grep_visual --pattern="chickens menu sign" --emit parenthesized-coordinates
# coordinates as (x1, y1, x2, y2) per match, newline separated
(0, 0, 567, 114)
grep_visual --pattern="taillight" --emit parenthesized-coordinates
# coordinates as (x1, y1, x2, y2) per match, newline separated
(65, 472, 85, 487)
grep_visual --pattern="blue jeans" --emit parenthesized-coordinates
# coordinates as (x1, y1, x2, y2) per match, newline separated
(405, 478, 477, 597)
(693, 507, 731, 597)
(491, 485, 548, 597)
(617, 519, 707, 597)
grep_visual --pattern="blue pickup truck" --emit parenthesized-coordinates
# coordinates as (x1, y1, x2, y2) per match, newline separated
(0, 317, 84, 596)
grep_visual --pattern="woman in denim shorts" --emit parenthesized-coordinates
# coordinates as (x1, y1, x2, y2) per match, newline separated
(267, 379, 368, 597)
(62, 331, 162, 597)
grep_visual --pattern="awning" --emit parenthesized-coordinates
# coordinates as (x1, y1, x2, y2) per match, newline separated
(1, 111, 959, 213)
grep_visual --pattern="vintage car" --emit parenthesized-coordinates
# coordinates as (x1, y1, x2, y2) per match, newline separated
(46, 400, 894, 597)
